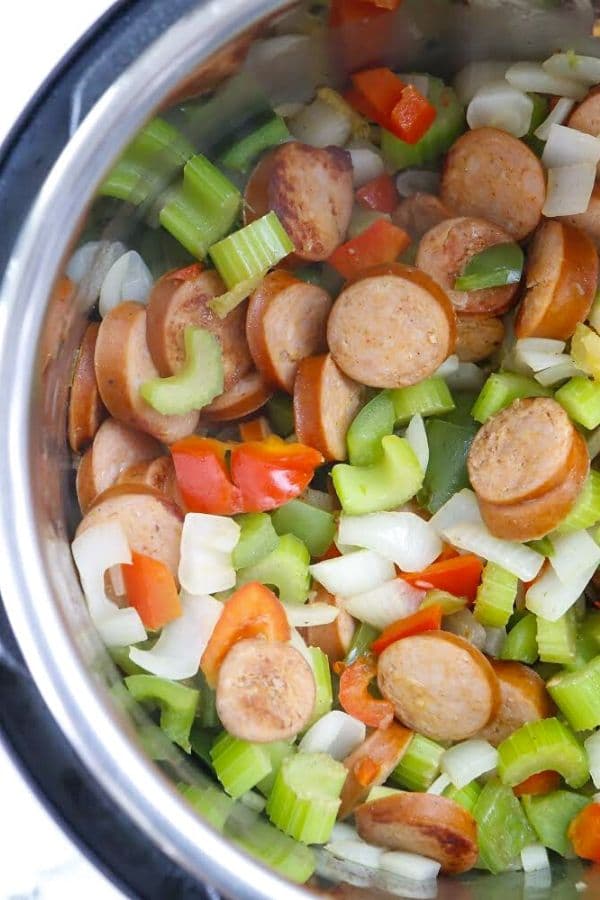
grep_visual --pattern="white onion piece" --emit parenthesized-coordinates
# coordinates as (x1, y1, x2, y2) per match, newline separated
(543, 53, 600, 86)
(289, 626, 313, 666)
(368, 785, 401, 802)
(516, 337, 566, 355)
(534, 97, 576, 141)
(535, 359, 585, 386)
(71, 522, 146, 647)
(526, 562, 598, 621)
(129, 592, 222, 680)
(348, 146, 385, 187)
(585, 731, 600, 788)
(379, 852, 441, 883)
(299, 710, 366, 760)
(66, 240, 127, 301)
(515, 348, 570, 373)
(467, 80, 533, 138)
(434, 354, 460, 378)
(341, 579, 424, 630)
(550, 531, 600, 585)
(521, 844, 551, 874)
(337, 512, 441, 571)
(244, 36, 320, 104)
(99, 250, 153, 318)
(443, 522, 544, 582)
(290, 98, 352, 148)
(543, 163, 596, 217)
(284, 602, 339, 627)
(429, 489, 482, 537)
(325, 840, 383, 869)
(524, 869, 552, 892)
(396, 169, 441, 198)
(445, 362, 487, 392)
(331, 823, 363, 843)
(505, 62, 587, 100)
(453, 61, 511, 105)
(274, 101, 305, 119)
(484, 626, 506, 657)
(443, 608, 486, 650)
(310, 550, 395, 597)
(441, 740, 498, 789)
(397, 73, 430, 97)
(405, 415, 429, 475)
(426, 773, 451, 795)
(542, 124, 600, 168)
(178, 513, 239, 595)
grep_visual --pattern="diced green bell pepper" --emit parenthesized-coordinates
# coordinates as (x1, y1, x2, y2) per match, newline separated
(267, 392, 295, 437)
(271, 499, 335, 559)
(346, 390, 395, 466)
(391, 376, 455, 425)
(418, 418, 478, 514)
(125, 674, 199, 752)
(454, 242, 523, 292)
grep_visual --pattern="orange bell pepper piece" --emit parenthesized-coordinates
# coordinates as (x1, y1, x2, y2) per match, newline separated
(356, 174, 399, 214)
(239, 417, 271, 442)
(568, 802, 600, 862)
(230, 436, 323, 513)
(201, 582, 290, 687)
(122, 551, 182, 631)
(401, 555, 484, 601)
(170, 436, 243, 515)
(339, 655, 394, 728)
(390, 85, 437, 144)
(328, 219, 411, 280)
(371, 604, 443, 655)
(513, 770, 561, 798)
(329, 0, 400, 26)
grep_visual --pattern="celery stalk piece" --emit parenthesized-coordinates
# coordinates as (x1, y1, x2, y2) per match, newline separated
(195, 673, 220, 729)
(210, 731, 273, 799)
(473, 779, 536, 874)
(346, 391, 395, 466)
(421, 589, 467, 616)
(220, 115, 289, 172)
(256, 742, 296, 798)
(235, 532, 311, 604)
(140, 326, 223, 415)
(556, 471, 600, 533)
(547, 656, 600, 730)
(474, 562, 519, 628)
(189, 722, 215, 768)
(443, 780, 482, 814)
(267, 392, 295, 438)
(391, 377, 455, 425)
(306, 647, 333, 727)
(471, 372, 552, 423)
(332, 435, 424, 516)
(555, 376, 600, 429)
(226, 803, 316, 883)
(272, 500, 335, 559)
(390, 733, 444, 791)
(501, 613, 539, 663)
(345, 622, 380, 666)
(521, 790, 589, 857)
(124, 674, 199, 752)
(232, 512, 279, 570)
(209, 211, 294, 290)
(527, 536, 555, 556)
(266, 752, 347, 844)
(579, 610, 600, 648)
(178, 782, 235, 832)
(536, 611, 577, 665)
(497, 718, 589, 789)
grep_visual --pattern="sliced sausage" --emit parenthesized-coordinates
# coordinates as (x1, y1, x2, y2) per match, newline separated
(456, 315, 504, 362)
(245, 142, 354, 261)
(216, 638, 315, 742)
(294, 354, 365, 461)
(440, 127, 545, 241)
(75, 418, 162, 514)
(478, 660, 555, 746)
(303, 585, 356, 664)
(377, 632, 500, 742)
(246, 271, 333, 393)
(515, 220, 598, 340)
(559, 182, 600, 251)
(567, 86, 600, 138)
(416, 217, 520, 316)
(338, 724, 413, 820)
(391, 193, 452, 243)
(203, 368, 273, 421)
(68, 323, 107, 453)
(95, 302, 199, 443)
(478, 430, 590, 541)
(355, 793, 478, 875)
(75, 483, 183, 576)
(468, 397, 577, 506)
(117, 455, 184, 509)
(327, 263, 457, 389)
(145, 264, 252, 389)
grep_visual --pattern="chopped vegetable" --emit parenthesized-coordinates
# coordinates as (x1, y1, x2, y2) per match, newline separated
(454, 243, 524, 292)
(125, 674, 199, 752)
(418, 419, 477, 514)
(345, 622, 381, 667)
(443, 781, 482, 814)
(526, 561, 598, 623)
(547, 656, 600, 731)
(501, 613, 539, 664)
(340, 578, 423, 631)
(420, 588, 467, 616)
(443, 522, 544, 583)
(473, 779, 536, 874)
(271, 499, 336, 559)
(220, 116, 289, 172)
(179, 782, 234, 833)
(338, 511, 441, 572)
(356, 174, 399, 213)
(338, 655, 394, 728)
(403, 554, 483, 601)
(390, 84, 437, 143)
(266, 752, 347, 844)
(391, 733, 444, 791)
(306, 646, 333, 727)
(585, 731, 600, 789)
(310, 550, 395, 598)
(332, 435, 424, 515)
(328, 219, 410, 280)
(473, 562, 518, 629)
(370, 604, 442, 654)
(466, 81, 534, 139)
(441, 739, 499, 789)
(266, 392, 295, 437)
(236, 533, 311, 604)
(141, 326, 223, 415)
(239, 417, 271, 442)
(299, 710, 366, 761)
(543, 162, 597, 218)
(522, 789, 589, 857)
(513, 770, 561, 797)
(568, 803, 600, 863)
(226, 805, 316, 883)
(391, 376, 455, 424)
(536, 611, 577, 665)
(122, 551, 181, 631)
(232, 512, 279, 570)
(497, 718, 589, 789)
(178, 512, 239, 596)
(571, 322, 600, 382)
(471, 372, 551, 423)
(211, 731, 273, 798)
(346, 390, 395, 466)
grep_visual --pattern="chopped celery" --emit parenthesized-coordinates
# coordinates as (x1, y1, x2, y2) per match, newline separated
(454, 243, 523, 292)
(547, 656, 600, 730)
(571, 322, 600, 381)
(527, 536, 555, 556)
(189, 722, 215, 768)
(579, 610, 600, 648)
(220, 116, 289, 172)
(555, 376, 600, 430)
(345, 623, 380, 666)
(556, 471, 600, 533)
(332, 435, 424, 516)
(109, 645, 146, 676)
(474, 562, 518, 628)
(232, 512, 279, 570)
(564, 631, 600, 672)
(140, 326, 223, 415)
(226, 803, 316, 883)
(391, 377, 455, 425)
(471, 373, 551, 423)
(473, 779, 536, 874)
(267, 392, 295, 437)
(391, 734, 444, 791)
(497, 718, 589, 789)
(124, 674, 199, 753)
(236, 533, 311, 604)
(179, 782, 234, 832)
(195, 672, 220, 729)
(443, 780, 482, 814)
(210, 731, 272, 799)
(256, 742, 296, 798)
(521, 790, 589, 857)
(536, 611, 577, 665)
(208, 275, 264, 320)
(271, 500, 335, 559)
(266, 752, 347, 844)
(306, 647, 333, 727)
(421, 588, 467, 616)
(209, 211, 294, 291)
(524, 93, 550, 156)
(418, 419, 478, 514)
(501, 613, 539, 664)
(346, 390, 395, 466)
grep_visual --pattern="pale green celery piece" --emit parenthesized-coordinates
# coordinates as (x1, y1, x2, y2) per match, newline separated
(547, 655, 600, 731)
(391, 377, 455, 425)
(189, 721, 215, 768)
(501, 613, 538, 664)
(226, 802, 316, 883)
(471, 373, 551, 424)
(527, 536, 555, 556)
(557, 471, 600, 533)
(555, 376, 600, 430)
(178, 782, 234, 832)
(421, 589, 467, 616)
(235, 533, 311, 604)
(521, 789, 590, 857)
(220, 116, 289, 172)
(496, 717, 589, 789)
(256, 742, 296, 798)
(473, 779, 536, 874)
(305, 647, 333, 728)
(443, 780, 482, 814)
(271, 500, 335, 559)
(346, 390, 395, 466)
(536, 610, 577, 665)
(209, 275, 265, 320)
(232, 512, 279, 570)
(210, 731, 272, 799)
(209, 211, 294, 290)
(332, 435, 424, 516)
(266, 752, 347, 844)
(474, 561, 518, 628)
(140, 326, 223, 415)
(124, 674, 199, 753)
(390, 733, 444, 791)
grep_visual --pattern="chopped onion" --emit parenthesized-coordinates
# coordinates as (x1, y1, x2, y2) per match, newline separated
(443, 608, 486, 650)
(273, 101, 305, 119)
(453, 61, 511, 105)
(534, 97, 576, 141)
(434, 354, 460, 378)
(66, 240, 127, 301)
(244, 35, 321, 104)
(526, 561, 598, 621)
(543, 53, 600, 86)
(467, 80, 533, 138)
(505, 62, 587, 100)
(240, 791, 266, 813)
(368, 786, 401, 802)
(129, 591, 222, 680)
(443, 522, 544, 582)
(484, 626, 506, 657)
(99, 250, 153, 318)
(396, 169, 441, 198)
(550, 530, 600, 585)
(325, 840, 383, 869)
(515, 337, 566, 355)
(397, 73, 430, 97)
(426, 773, 451, 795)
(514, 337, 568, 371)
(290, 97, 352, 148)
(535, 359, 585, 386)
(524, 869, 552, 892)
(445, 362, 487, 392)
(405, 415, 429, 475)
(441, 739, 498, 789)
(585, 731, 600, 789)
(543, 163, 596, 217)
(348, 145, 385, 187)
(284, 602, 339, 627)
(331, 822, 363, 843)
(520, 844, 551, 874)
(379, 851, 441, 883)
(341, 578, 424, 630)
(337, 512, 441, 571)
(178, 513, 239, 595)
(542, 124, 600, 168)
(310, 550, 395, 597)
(429, 489, 482, 536)
(299, 710, 366, 760)
(289, 626, 313, 665)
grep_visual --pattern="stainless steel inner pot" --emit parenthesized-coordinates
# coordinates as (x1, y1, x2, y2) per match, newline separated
(4, 1, 600, 897)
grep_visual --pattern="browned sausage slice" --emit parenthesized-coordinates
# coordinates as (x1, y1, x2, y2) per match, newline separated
(377, 632, 500, 742)
(327, 263, 457, 389)
(75, 484, 183, 576)
(216, 638, 315, 742)
(355, 793, 478, 875)
(95, 301, 199, 443)
(303, 585, 356, 664)
(391, 193, 452, 242)
(294, 354, 365, 461)
(76, 418, 162, 514)
(567, 86, 600, 138)
(145, 264, 252, 389)
(338, 724, 414, 820)
(456, 315, 504, 362)
(440, 127, 545, 240)
(559, 182, 600, 251)
(246, 270, 333, 393)
(244, 149, 273, 224)
(515, 220, 598, 340)
(478, 660, 555, 746)
(203, 368, 273, 421)
(467, 397, 577, 506)
(68, 323, 107, 453)
(117, 455, 184, 510)
(416, 217, 520, 316)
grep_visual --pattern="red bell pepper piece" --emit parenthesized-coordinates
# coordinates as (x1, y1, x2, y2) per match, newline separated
(170, 436, 243, 515)
(329, 0, 400, 26)
(351, 68, 406, 128)
(348, 68, 436, 144)
(230, 436, 323, 513)
(356, 174, 399, 214)
(371, 604, 443, 655)
(239, 417, 271, 442)
(122, 552, 182, 631)
(339, 655, 394, 728)
(390, 84, 437, 144)
(401, 555, 484, 601)
(568, 803, 600, 862)
(328, 218, 411, 280)
(513, 771, 561, 798)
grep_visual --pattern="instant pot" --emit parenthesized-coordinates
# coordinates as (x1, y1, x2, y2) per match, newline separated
(3, 1, 600, 897)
